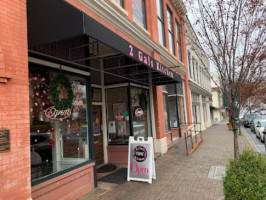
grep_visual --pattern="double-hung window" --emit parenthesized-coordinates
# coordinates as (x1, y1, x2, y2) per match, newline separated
(133, 0, 147, 29)
(167, 7, 175, 54)
(175, 21, 182, 61)
(188, 51, 192, 78)
(157, 0, 165, 46)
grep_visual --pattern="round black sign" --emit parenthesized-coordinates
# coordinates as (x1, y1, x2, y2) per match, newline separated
(133, 146, 147, 162)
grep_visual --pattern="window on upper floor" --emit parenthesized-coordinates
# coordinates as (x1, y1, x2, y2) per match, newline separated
(157, 0, 165, 46)
(196, 61, 199, 83)
(175, 21, 182, 62)
(167, 7, 175, 55)
(192, 57, 196, 81)
(188, 51, 192, 78)
(113, 0, 124, 7)
(133, 0, 147, 29)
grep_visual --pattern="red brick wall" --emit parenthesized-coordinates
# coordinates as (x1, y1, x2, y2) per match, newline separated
(0, 0, 31, 199)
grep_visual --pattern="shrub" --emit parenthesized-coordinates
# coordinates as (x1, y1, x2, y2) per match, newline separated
(223, 149, 266, 200)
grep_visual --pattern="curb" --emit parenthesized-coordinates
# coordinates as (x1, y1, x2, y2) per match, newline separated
(240, 126, 260, 153)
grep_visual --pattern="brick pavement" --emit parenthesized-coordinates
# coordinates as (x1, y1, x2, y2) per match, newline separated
(79, 120, 253, 200)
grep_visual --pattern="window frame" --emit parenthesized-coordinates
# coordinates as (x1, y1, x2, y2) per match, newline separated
(157, 0, 166, 46)
(175, 20, 182, 62)
(167, 7, 175, 55)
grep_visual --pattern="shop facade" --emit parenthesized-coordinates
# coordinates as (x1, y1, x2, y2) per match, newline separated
(0, 0, 192, 199)
(185, 16, 212, 130)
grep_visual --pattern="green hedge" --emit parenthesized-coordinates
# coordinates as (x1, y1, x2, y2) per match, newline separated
(223, 149, 266, 200)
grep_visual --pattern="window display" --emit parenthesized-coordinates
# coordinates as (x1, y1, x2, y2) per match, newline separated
(106, 87, 130, 144)
(29, 66, 90, 181)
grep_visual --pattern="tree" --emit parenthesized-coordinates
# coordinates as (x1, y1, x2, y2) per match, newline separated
(186, 0, 266, 158)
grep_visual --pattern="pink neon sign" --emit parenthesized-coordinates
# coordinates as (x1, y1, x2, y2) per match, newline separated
(45, 106, 71, 120)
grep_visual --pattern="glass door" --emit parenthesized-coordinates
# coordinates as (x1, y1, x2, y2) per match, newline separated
(130, 86, 151, 138)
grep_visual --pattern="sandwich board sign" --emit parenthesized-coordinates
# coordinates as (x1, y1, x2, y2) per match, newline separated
(127, 136, 156, 184)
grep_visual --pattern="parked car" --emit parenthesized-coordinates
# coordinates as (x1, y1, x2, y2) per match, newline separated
(255, 120, 266, 142)
(244, 113, 260, 128)
(260, 109, 266, 115)
(263, 127, 266, 149)
(250, 118, 262, 133)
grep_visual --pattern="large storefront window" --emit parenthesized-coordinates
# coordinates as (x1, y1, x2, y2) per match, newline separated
(106, 87, 130, 144)
(168, 96, 178, 127)
(131, 87, 151, 138)
(163, 93, 170, 132)
(29, 65, 90, 181)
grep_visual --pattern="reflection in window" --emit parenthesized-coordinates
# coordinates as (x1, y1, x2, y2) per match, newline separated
(157, 0, 165, 46)
(167, 7, 175, 55)
(177, 96, 186, 125)
(133, 0, 147, 28)
(163, 93, 170, 132)
(131, 87, 151, 138)
(29, 66, 89, 181)
(168, 96, 178, 127)
(92, 87, 102, 102)
(188, 51, 192, 78)
(176, 21, 182, 61)
(106, 87, 130, 144)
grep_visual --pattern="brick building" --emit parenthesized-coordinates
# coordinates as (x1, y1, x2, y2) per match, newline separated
(0, 0, 193, 199)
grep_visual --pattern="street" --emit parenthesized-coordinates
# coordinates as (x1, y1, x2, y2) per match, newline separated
(243, 127, 266, 155)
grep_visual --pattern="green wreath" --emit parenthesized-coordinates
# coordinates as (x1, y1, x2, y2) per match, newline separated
(50, 75, 74, 110)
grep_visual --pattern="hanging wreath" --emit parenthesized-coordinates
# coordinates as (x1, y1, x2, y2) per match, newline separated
(139, 93, 148, 110)
(49, 75, 74, 110)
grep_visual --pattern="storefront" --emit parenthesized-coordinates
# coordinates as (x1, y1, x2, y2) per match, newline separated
(190, 85, 212, 130)
(27, 0, 182, 199)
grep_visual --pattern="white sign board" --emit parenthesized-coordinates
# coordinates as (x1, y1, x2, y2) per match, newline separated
(127, 136, 156, 184)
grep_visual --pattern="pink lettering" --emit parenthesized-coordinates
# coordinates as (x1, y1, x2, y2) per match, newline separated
(138, 51, 143, 61)
(130, 162, 149, 175)
(45, 106, 71, 120)
(144, 56, 147, 64)
(129, 45, 134, 56)
(156, 62, 160, 70)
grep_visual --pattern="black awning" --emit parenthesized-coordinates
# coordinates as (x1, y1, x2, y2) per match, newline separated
(27, 0, 181, 85)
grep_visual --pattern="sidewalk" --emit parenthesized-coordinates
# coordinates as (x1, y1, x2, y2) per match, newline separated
(79, 120, 253, 200)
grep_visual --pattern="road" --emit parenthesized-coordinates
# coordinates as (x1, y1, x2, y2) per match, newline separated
(243, 127, 266, 155)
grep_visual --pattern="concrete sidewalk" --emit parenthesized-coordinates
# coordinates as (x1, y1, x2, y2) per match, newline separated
(79, 121, 253, 200)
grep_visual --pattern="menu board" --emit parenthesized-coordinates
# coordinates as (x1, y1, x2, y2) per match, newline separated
(127, 136, 156, 183)
(0, 128, 10, 153)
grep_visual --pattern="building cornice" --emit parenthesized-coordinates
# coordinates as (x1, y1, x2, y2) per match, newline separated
(189, 81, 212, 96)
(172, 0, 187, 17)
(79, 0, 187, 75)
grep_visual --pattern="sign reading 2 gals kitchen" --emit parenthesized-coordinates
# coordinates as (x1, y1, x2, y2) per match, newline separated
(127, 136, 156, 184)
(129, 44, 176, 79)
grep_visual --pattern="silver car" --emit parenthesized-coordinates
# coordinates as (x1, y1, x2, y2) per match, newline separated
(255, 119, 266, 142)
